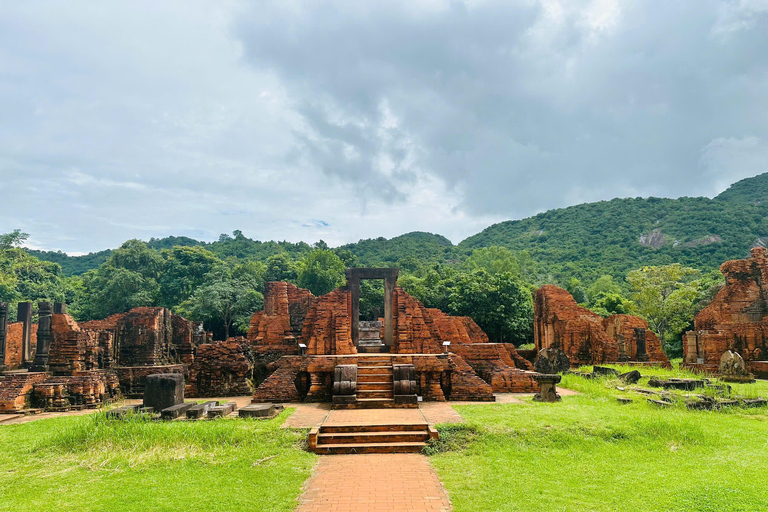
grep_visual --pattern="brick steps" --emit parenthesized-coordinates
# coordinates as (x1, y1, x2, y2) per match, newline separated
(356, 381, 391, 388)
(321, 423, 427, 433)
(357, 390, 394, 399)
(357, 366, 393, 374)
(312, 442, 427, 454)
(357, 374, 391, 383)
(310, 422, 437, 454)
(317, 431, 430, 444)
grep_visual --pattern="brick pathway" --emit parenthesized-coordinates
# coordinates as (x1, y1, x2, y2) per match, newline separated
(280, 403, 330, 429)
(296, 453, 452, 512)
(323, 407, 426, 426)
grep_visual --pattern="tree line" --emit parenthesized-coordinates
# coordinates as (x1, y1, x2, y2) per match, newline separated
(1, 229, 724, 355)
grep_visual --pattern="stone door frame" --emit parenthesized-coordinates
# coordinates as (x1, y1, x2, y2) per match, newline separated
(345, 268, 399, 349)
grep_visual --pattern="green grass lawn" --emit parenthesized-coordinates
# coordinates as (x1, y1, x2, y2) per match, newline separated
(0, 409, 316, 512)
(429, 366, 768, 512)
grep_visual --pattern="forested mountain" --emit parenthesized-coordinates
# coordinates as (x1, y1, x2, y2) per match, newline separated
(10, 173, 767, 352)
(28, 172, 768, 283)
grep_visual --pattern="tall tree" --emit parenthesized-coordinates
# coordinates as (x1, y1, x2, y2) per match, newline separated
(296, 249, 345, 296)
(264, 253, 298, 283)
(626, 264, 700, 354)
(448, 270, 534, 344)
(180, 267, 262, 340)
(77, 240, 162, 320)
(159, 246, 223, 307)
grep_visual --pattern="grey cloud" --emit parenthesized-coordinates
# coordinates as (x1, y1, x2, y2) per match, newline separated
(235, 0, 768, 216)
(1, 1, 767, 253)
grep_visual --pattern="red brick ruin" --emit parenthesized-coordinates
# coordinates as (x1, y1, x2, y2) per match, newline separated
(684, 247, 768, 378)
(12, 263, 738, 413)
(534, 285, 670, 368)
(249, 274, 540, 405)
(0, 303, 207, 412)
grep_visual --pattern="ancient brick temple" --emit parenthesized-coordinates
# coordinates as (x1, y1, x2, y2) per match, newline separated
(0, 303, 208, 412)
(249, 269, 539, 406)
(534, 285, 670, 368)
(683, 247, 768, 377)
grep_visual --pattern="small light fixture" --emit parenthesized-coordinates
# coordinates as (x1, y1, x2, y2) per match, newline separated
(442, 341, 451, 353)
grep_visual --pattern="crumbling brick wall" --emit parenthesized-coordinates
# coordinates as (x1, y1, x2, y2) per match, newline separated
(187, 338, 254, 397)
(534, 285, 670, 367)
(248, 282, 315, 353)
(391, 288, 443, 354)
(48, 314, 115, 375)
(0, 373, 49, 411)
(684, 247, 768, 371)
(4, 322, 37, 369)
(303, 288, 355, 355)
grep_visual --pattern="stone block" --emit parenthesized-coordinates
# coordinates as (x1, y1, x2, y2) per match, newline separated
(240, 403, 281, 419)
(160, 402, 195, 420)
(592, 366, 619, 377)
(186, 400, 218, 419)
(143, 373, 184, 412)
(207, 401, 237, 418)
(618, 370, 642, 384)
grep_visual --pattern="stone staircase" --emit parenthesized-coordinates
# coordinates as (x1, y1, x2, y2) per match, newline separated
(356, 356, 395, 407)
(309, 420, 437, 454)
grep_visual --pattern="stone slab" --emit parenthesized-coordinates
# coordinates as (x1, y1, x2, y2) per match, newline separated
(186, 401, 218, 420)
(207, 401, 237, 418)
(160, 402, 195, 420)
(240, 403, 280, 419)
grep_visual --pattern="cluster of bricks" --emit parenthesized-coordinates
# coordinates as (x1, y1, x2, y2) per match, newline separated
(303, 288, 355, 355)
(187, 338, 254, 397)
(534, 285, 670, 368)
(684, 247, 768, 371)
(33, 372, 120, 410)
(248, 281, 314, 352)
(0, 373, 49, 411)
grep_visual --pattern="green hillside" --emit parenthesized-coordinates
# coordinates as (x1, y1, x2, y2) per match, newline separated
(26, 173, 768, 282)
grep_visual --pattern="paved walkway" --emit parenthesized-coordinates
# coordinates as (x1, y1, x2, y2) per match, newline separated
(296, 453, 452, 512)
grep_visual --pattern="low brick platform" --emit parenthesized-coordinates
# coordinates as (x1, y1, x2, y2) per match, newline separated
(297, 454, 452, 512)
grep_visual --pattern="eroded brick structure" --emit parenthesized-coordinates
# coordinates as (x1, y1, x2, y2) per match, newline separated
(250, 274, 540, 404)
(187, 337, 254, 397)
(0, 305, 202, 411)
(534, 285, 670, 368)
(684, 247, 768, 375)
(248, 281, 315, 354)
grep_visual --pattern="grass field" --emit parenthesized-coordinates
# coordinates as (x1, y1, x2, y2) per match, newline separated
(0, 409, 316, 512)
(429, 365, 768, 512)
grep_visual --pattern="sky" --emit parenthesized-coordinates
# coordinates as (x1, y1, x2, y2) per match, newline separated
(1, 0, 767, 254)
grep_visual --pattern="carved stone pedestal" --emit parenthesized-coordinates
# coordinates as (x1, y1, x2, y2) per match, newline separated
(533, 374, 562, 402)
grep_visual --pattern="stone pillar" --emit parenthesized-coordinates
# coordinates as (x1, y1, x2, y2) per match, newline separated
(17, 302, 33, 364)
(384, 276, 396, 348)
(617, 334, 629, 362)
(348, 275, 360, 346)
(635, 327, 649, 362)
(30, 301, 53, 372)
(53, 302, 67, 314)
(0, 302, 7, 370)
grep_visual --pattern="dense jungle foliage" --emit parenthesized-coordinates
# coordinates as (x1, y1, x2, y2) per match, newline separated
(7, 172, 768, 354)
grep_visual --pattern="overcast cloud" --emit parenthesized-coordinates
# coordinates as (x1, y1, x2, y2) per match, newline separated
(1, 0, 767, 254)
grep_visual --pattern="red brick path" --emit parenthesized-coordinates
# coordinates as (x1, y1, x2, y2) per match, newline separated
(296, 453, 452, 512)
